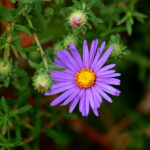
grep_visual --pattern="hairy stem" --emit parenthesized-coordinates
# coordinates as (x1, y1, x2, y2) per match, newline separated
(25, 14, 48, 69)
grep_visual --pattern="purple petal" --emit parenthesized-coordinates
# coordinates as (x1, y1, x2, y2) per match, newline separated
(69, 42, 83, 68)
(49, 84, 76, 95)
(97, 64, 116, 73)
(62, 49, 80, 71)
(51, 81, 74, 90)
(44, 92, 51, 96)
(96, 83, 121, 96)
(79, 91, 85, 112)
(69, 97, 79, 113)
(51, 70, 74, 80)
(92, 46, 114, 72)
(97, 70, 116, 77)
(95, 86, 113, 103)
(86, 88, 100, 116)
(63, 69, 75, 76)
(83, 40, 90, 68)
(56, 50, 76, 72)
(60, 87, 80, 106)
(52, 77, 72, 83)
(93, 109, 99, 116)
(54, 59, 65, 68)
(50, 87, 77, 106)
(82, 106, 86, 117)
(82, 95, 86, 116)
(99, 73, 121, 78)
(86, 88, 94, 109)
(69, 89, 84, 113)
(89, 39, 99, 64)
(91, 41, 106, 68)
(96, 78, 121, 85)
(91, 86, 102, 104)
(85, 90, 90, 116)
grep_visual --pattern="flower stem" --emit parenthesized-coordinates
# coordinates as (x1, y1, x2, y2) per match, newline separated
(25, 14, 48, 69)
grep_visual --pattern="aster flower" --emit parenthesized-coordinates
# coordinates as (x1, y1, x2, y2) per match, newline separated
(45, 40, 121, 116)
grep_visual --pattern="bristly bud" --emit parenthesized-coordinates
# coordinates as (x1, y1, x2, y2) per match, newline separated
(69, 11, 87, 28)
(53, 42, 63, 52)
(0, 60, 12, 76)
(63, 35, 77, 49)
(110, 43, 121, 57)
(33, 70, 51, 93)
(108, 34, 129, 59)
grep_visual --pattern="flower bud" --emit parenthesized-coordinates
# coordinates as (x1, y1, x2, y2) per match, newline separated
(0, 60, 12, 76)
(53, 42, 63, 52)
(28, 51, 41, 62)
(33, 72, 51, 93)
(63, 35, 77, 49)
(110, 43, 121, 57)
(69, 11, 87, 28)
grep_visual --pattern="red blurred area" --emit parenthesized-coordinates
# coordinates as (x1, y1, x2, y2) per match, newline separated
(20, 32, 34, 48)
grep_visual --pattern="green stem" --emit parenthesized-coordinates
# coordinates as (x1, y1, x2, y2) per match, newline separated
(25, 14, 48, 69)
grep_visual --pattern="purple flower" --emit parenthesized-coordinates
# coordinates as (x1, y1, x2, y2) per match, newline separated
(45, 40, 121, 117)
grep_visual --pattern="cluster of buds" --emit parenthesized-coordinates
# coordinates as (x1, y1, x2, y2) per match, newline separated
(69, 11, 87, 28)
(33, 70, 51, 93)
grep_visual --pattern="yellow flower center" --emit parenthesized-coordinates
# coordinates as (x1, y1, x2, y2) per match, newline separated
(75, 68, 96, 88)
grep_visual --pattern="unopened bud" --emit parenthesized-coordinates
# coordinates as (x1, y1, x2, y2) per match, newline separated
(64, 35, 77, 49)
(33, 72, 51, 93)
(69, 11, 87, 28)
(0, 60, 12, 76)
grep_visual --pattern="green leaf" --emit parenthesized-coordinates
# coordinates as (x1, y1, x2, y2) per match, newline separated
(2, 120, 7, 135)
(117, 14, 128, 25)
(45, 128, 58, 141)
(0, 135, 7, 143)
(40, 36, 52, 44)
(15, 127, 22, 143)
(18, 105, 32, 114)
(87, 0, 97, 8)
(28, 60, 39, 69)
(126, 18, 132, 35)
(48, 64, 65, 71)
(128, 0, 138, 8)
(31, 8, 46, 29)
(1, 97, 9, 113)
(9, 109, 19, 117)
(9, 105, 31, 117)
(0, 38, 6, 43)
(14, 25, 32, 36)
(132, 11, 147, 23)
(0, 6, 14, 21)
(24, 46, 37, 53)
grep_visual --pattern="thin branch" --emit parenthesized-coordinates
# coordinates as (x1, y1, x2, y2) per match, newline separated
(25, 14, 48, 69)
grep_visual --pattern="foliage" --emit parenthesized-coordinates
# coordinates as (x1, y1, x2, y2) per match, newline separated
(0, 0, 149, 149)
